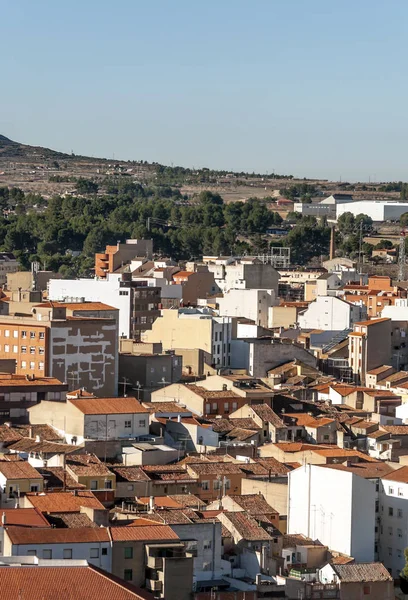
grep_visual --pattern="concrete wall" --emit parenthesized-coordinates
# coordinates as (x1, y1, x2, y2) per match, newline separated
(218, 289, 276, 328)
(248, 339, 316, 378)
(298, 296, 360, 331)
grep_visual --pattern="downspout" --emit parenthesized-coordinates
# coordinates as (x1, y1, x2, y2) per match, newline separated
(212, 519, 216, 579)
(107, 526, 113, 572)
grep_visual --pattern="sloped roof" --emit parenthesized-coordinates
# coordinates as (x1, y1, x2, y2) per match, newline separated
(0, 461, 42, 480)
(110, 525, 179, 542)
(228, 493, 278, 515)
(25, 491, 105, 513)
(220, 512, 272, 541)
(69, 397, 148, 415)
(331, 562, 392, 582)
(6, 526, 110, 545)
(251, 404, 286, 428)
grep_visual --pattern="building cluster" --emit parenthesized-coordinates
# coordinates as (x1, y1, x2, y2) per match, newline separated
(0, 238, 407, 598)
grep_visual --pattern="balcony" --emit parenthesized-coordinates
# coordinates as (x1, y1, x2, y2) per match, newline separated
(147, 555, 163, 569)
(146, 579, 162, 592)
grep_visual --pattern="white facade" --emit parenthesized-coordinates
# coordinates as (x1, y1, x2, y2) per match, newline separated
(379, 474, 408, 576)
(298, 296, 363, 331)
(218, 289, 277, 328)
(207, 261, 279, 295)
(336, 200, 408, 222)
(288, 465, 375, 561)
(48, 274, 131, 338)
(83, 412, 149, 442)
(382, 298, 408, 321)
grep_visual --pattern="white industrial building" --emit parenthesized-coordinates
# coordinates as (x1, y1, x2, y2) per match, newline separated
(336, 200, 408, 222)
(298, 296, 365, 331)
(288, 464, 376, 562)
(294, 194, 354, 218)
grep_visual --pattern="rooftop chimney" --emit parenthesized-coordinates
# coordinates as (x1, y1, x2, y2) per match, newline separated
(35, 435, 41, 443)
(149, 496, 155, 512)
(1, 512, 6, 526)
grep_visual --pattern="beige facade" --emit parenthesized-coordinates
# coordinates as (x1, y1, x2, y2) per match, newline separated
(268, 305, 299, 328)
(348, 318, 392, 385)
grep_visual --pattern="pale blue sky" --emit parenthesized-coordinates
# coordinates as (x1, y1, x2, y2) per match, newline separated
(2, 0, 407, 181)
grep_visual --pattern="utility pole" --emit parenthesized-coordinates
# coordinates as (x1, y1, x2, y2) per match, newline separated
(119, 377, 132, 396)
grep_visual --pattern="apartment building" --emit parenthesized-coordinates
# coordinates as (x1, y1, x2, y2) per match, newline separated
(49, 273, 160, 340)
(0, 302, 118, 396)
(379, 466, 408, 577)
(95, 238, 153, 278)
(142, 308, 248, 371)
(28, 396, 150, 445)
(288, 464, 376, 562)
(218, 288, 277, 328)
(204, 257, 279, 295)
(298, 296, 365, 331)
(0, 253, 19, 286)
(348, 318, 392, 385)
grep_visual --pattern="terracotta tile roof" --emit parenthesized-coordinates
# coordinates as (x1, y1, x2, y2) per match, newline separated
(229, 418, 261, 430)
(142, 509, 194, 525)
(367, 429, 389, 440)
(0, 426, 22, 443)
(383, 425, 408, 435)
(0, 508, 50, 528)
(6, 525, 110, 545)
(111, 466, 151, 483)
(211, 419, 235, 433)
(330, 555, 355, 565)
(381, 466, 408, 483)
(67, 454, 113, 477)
(168, 494, 206, 508)
(67, 389, 96, 398)
(110, 524, 179, 542)
(254, 457, 292, 475)
(238, 463, 269, 477)
(0, 374, 64, 387)
(187, 462, 244, 475)
(187, 385, 240, 400)
(46, 512, 98, 528)
(318, 462, 395, 479)
(251, 404, 286, 428)
(15, 424, 63, 442)
(0, 565, 151, 600)
(284, 413, 335, 428)
(135, 496, 182, 509)
(283, 534, 324, 548)
(227, 427, 258, 441)
(25, 491, 105, 513)
(144, 402, 192, 414)
(311, 448, 378, 462)
(330, 384, 359, 396)
(355, 318, 390, 326)
(331, 562, 392, 582)
(220, 512, 272, 541)
(69, 397, 148, 415)
(35, 301, 117, 311)
(7, 438, 78, 455)
(228, 494, 278, 515)
(38, 467, 86, 491)
(0, 461, 42, 480)
(366, 365, 394, 376)
(273, 442, 321, 452)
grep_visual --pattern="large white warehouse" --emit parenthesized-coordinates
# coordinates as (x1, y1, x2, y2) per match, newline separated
(336, 200, 408, 222)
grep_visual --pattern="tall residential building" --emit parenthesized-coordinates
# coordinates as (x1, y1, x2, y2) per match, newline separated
(204, 257, 279, 295)
(379, 466, 408, 578)
(49, 273, 160, 340)
(288, 464, 376, 562)
(95, 239, 153, 278)
(0, 302, 119, 396)
(348, 318, 392, 385)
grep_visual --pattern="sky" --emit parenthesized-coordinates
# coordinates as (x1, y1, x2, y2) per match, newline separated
(1, 0, 408, 181)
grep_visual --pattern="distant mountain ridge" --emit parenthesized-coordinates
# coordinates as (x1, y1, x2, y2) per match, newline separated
(0, 134, 108, 162)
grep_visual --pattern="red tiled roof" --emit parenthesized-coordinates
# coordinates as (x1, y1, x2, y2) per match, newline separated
(25, 491, 105, 513)
(6, 526, 110, 545)
(0, 461, 42, 480)
(69, 397, 148, 414)
(0, 508, 50, 528)
(0, 565, 151, 600)
(110, 525, 179, 542)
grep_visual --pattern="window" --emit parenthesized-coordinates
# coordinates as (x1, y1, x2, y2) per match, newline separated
(105, 480, 112, 490)
(39, 332, 44, 340)
(398, 528, 403, 538)
(27, 550, 36, 556)
(30, 485, 39, 492)
(12, 346, 17, 353)
(213, 479, 221, 490)
(30, 362, 35, 370)
(389, 487, 394, 495)
(139, 419, 146, 428)
(90, 548, 99, 559)
(4, 345, 9, 353)
(30, 332, 35, 339)
(201, 480, 210, 490)
(212, 402, 217, 412)
(203, 562, 212, 572)
(101, 548, 108, 555)
(13, 331, 18, 338)
(388, 547, 393, 556)
(141, 316, 147, 324)
(21, 346, 27, 354)
(30, 347, 35, 355)
(43, 549, 52, 559)
(127, 484, 134, 491)
(125, 420, 131, 428)
(124, 569, 133, 581)
(39, 362, 44, 371)
(124, 547, 133, 559)
(399, 488, 404, 497)
(90, 480, 98, 490)
(389, 507, 394, 516)
(63, 549, 72, 559)
(224, 478, 231, 489)
(203, 540, 212, 550)
(39, 347, 44, 355)
(363, 585, 371, 595)
(224, 402, 229, 414)
(389, 526, 393, 535)
(398, 549, 403, 559)
(21, 361, 26, 369)
(398, 509, 403, 518)
(21, 331, 27, 339)
(232, 402, 238, 411)
(4, 330, 9, 337)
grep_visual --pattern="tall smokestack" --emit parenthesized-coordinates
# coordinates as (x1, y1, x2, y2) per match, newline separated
(330, 226, 335, 260)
